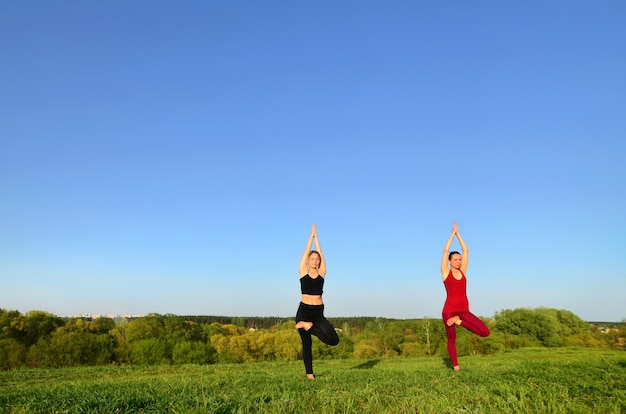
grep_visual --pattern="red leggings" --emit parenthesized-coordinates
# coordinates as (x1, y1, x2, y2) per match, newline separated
(442, 311, 490, 367)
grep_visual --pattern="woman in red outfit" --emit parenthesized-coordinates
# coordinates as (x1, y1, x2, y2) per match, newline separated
(441, 222, 490, 371)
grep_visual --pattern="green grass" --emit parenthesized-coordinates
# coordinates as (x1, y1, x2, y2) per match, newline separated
(1, 347, 624, 413)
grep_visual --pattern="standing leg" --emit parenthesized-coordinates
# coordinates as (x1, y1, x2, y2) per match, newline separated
(298, 328, 314, 377)
(296, 302, 315, 378)
(442, 313, 459, 370)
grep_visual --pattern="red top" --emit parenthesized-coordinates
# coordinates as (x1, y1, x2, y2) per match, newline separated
(443, 270, 469, 313)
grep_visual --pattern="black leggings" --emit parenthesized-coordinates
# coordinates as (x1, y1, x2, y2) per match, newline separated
(296, 302, 339, 375)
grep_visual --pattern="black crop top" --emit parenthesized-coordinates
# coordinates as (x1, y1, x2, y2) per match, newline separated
(300, 274, 324, 295)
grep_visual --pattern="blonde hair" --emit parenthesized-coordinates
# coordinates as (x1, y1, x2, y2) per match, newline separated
(308, 251, 321, 267)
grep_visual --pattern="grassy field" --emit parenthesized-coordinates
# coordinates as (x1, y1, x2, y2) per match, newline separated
(1, 347, 624, 413)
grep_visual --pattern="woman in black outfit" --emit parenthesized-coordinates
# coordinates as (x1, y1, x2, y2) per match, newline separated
(295, 224, 339, 379)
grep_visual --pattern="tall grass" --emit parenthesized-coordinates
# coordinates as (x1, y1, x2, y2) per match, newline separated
(1, 347, 624, 413)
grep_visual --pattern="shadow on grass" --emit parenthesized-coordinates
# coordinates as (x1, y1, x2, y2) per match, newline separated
(441, 357, 454, 370)
(353, 359, 381, 369)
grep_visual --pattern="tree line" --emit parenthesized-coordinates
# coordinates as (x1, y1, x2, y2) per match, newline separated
(0, 307, 623, 370)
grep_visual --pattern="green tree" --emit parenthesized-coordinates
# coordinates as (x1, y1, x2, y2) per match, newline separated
(172, 340, 216, 364)
(110, 318, 130, 364)
(210, 333, 235, 363)
(562, 333, 604, 348)
(26, 319, 116, 367)
(0, 309, 23, 341)
(129, 338, 172, 365)
(203, 322, 228, 339)
(247, 331, 275, 361)
(353, 342, 380, 359)
(0, 338, 27, 370)
(398, 341, 427, 357)
(380, 322, 404, 357)
(228, 335, 253, 363)
(92, 317, 116, 334)
(18, 311, 65, 347)
(417, 319, 448, 357)
(125, 314, 166, 342)
(468, 331, 505, 355)
(273, 329, 300, 361)
(602, 322, 626, 350)
(550, 308, 591, 336)
(494, 308, 561, 347)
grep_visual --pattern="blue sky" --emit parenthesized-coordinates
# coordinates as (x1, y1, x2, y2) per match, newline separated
(1, 1, 624, 322)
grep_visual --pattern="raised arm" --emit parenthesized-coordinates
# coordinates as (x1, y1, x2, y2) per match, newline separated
(455, 225, 469, 274)
(299, 225, 315, 277)
(313, 225, 326, 277)
(441, 223, 456, 280)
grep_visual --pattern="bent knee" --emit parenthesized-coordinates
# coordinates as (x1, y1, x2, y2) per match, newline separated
(326, 334, 340, 346)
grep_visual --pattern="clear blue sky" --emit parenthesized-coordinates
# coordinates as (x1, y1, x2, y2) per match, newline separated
(1, 1, 624, 322)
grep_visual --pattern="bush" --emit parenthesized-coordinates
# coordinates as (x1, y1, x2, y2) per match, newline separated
(354, 342, 380, 359)
(0, 339, 27, 370)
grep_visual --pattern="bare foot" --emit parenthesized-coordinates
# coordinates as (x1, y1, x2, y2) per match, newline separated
(295, 321, 313, 331)
(446, 316, 460, 326)
(306, 374, 315, 380)
(453, 365, 460, 371)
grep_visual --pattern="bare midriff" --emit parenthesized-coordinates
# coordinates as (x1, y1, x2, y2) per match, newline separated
(301, 294, 323, 306)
